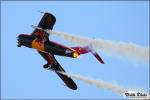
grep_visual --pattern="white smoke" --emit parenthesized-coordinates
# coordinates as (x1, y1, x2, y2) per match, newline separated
(47, 30, 149, 62)
(57, 71, 149, 99)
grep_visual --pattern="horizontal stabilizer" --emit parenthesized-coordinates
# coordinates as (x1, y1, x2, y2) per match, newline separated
(71, 45, 105, 64)
(91, 52, 104, 64)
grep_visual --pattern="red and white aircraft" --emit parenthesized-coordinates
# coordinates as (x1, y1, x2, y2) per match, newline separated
(17, 12, 104, 90)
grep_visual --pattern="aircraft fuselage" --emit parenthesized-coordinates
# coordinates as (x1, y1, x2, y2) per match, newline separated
(17, 34, 80, 58)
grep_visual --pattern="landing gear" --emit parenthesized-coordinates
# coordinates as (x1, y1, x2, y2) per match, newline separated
(43, 63, 50, 69)
(43, 63, 56, 71)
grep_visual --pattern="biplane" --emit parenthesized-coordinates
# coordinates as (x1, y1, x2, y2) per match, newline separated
(17, 12, 104, 90)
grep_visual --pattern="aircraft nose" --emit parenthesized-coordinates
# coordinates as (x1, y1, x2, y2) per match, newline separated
(17, 34, 33, 42)
(17, 34, 25, 41)
(17, 34, 27, 41)
(17, 34, 23, 43)
(17, 34, 34, 47)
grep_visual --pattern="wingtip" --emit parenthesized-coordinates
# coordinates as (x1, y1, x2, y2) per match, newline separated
(101, 61, 105, 64)
(70, 84, 78, 90)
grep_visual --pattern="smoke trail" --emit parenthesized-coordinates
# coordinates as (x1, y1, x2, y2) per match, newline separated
(57, 71, 149, 99)
(47, 30, 149, 62)
(58, 71, 126, 94)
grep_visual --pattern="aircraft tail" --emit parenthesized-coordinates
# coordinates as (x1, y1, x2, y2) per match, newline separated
(71, 45, 104, 64)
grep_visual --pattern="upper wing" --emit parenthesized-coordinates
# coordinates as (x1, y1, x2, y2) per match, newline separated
(38, 51, 77, 90)
(32, 12, 56, 34)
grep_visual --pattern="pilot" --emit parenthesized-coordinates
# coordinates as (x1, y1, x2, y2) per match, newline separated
(33, 30, 49, 43)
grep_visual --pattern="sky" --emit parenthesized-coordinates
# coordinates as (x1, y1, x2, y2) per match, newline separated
(1, 1, 149, 99)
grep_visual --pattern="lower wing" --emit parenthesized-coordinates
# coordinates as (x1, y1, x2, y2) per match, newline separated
(31, 12, 56, 35)
(38, 51, 77, 90)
